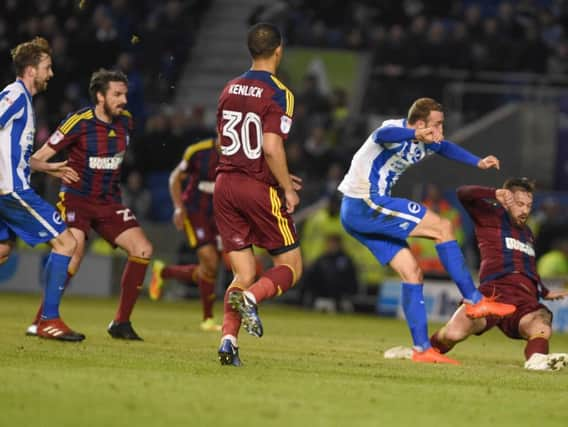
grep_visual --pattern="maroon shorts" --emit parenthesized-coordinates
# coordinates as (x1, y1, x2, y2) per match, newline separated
(57, 192, 139, 245)
(476, 276, 551, 339)
(214, 172, 299, 254)
(183, 210, 218, 249)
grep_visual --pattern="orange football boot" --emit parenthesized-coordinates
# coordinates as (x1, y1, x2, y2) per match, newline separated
(464, 295, 516, 319)
(412, 348, 460, 365)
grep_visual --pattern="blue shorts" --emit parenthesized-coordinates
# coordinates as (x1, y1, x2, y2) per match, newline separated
(340, 195, 426, 265)
(0, 189, 66, 246)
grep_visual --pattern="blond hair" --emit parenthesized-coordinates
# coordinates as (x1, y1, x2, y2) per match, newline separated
(407, 98, 443, 124)
(10, 37, 52, 77)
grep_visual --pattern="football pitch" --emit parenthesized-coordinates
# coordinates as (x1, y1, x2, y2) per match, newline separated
(1, 293, 567, 427)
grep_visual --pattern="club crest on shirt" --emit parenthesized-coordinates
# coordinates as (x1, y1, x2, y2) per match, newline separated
(408, 202, 421, 214)
(52, 212, 63, 225)
(280, 115, 292, 134)
(49, 130, 64, 145)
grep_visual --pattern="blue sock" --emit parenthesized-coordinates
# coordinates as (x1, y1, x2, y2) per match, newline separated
(436, 240, 482, 303)
(42, 252, 71, 320)
(401, 283, 431, 351)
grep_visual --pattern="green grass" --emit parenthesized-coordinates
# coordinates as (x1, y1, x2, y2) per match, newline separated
(1, 294, 567, 427)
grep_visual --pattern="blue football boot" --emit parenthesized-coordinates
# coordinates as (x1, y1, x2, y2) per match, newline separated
(218, 338, 242, 367)
(228, 291, 263, 338)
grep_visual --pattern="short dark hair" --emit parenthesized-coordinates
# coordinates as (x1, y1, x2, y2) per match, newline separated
(503, 177, 535, 193)
(11, 37, 51, 77)
(247, 23, 282, 59)
(89, 68, 128, 103)
(407, 98, 443, 124)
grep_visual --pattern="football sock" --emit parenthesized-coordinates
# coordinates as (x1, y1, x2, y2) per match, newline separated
(115, 256, 149, 323)
(197, 272, 216, 320)
(401, 283, 431, 352)
(222, 284, 243, 337)
(41, 253, 72, 320)
(430, 330, 453, 354)
(524, 337, 549, 360)
(247, 265, 295, 304)
(34, 269, 75, 324)
(162, 264, 198, 284)
(436, 240, 482, 303)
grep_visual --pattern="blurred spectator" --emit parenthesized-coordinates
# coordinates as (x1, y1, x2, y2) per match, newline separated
(537, 239, 568, 278)
(122, 171, 151, 219)
(300, 193, 386, 286)
(300, 233, 358, 313)
(296, 74, 330, 120)
(532, 197, 568, 258)
(304, 126, 333, 179)
(409, 184, 465, 277)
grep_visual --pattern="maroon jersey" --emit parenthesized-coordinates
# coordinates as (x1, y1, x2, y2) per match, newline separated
(179, 138, 218, 216)
(46, 107, 134, 202)
(216, 70, 294, 186)
(457, 185, 548, 297)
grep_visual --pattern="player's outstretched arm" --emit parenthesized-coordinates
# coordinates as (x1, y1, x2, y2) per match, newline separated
(263, 132, 299, 213)
(477, 155, 500, 170)
(374, 126, 438, 144)
(431, 140, 499, 168)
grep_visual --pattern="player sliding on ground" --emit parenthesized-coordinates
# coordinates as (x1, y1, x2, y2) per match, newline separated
(338, 98, 516, 365)
(386, 179, 568, 370)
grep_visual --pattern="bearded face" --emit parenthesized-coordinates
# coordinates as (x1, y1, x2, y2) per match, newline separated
(32, 54, 53, 93)
(100, 81, 128, 117)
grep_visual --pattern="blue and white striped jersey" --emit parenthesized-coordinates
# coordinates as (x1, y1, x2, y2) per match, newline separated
(0, 80, 36, 193)
(338, 119, 438, 198)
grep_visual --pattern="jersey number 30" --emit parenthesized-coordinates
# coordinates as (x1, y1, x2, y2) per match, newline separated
(221, 110, 262, 159)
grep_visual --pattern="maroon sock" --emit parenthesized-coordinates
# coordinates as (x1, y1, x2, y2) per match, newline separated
(197, 274, 216, 320)
(162, 264, 198, 284)
(430, 330, 453, 354)
(115, 257, 149, 323)
(248, 265, 295, 304)
(33, 271, 74, 324)
(525, 337, 549, 360)
(222, 285, 243, 337)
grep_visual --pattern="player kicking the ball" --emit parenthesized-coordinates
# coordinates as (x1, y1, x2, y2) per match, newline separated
(338, 98, 516, 365)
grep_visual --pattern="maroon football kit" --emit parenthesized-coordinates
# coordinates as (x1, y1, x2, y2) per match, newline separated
(179, 138, 218, 248)
(215, 70, 298, 254)
(457, 185, 550, 338)
(46, 107, 138, 243)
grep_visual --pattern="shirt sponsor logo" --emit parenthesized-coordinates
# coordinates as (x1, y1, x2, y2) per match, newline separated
(49, 130, 64, 145)
(67, 211, 76, 222)
(89, 155, 124, 170)
(505, 237, 535, 257)
(280, 115, 292, 134)
(228, 84, 264, 98)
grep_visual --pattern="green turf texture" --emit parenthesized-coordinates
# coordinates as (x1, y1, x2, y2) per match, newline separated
(1, 293, 566, 427)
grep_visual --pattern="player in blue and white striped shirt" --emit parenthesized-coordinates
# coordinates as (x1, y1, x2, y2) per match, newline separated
(338, 97, 516, 364)
(0, 37, 83, 341)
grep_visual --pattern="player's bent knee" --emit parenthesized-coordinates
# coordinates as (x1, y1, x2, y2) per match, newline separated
(0, 243, 12, 262)
(398, 265, 423, 284)
(438, 217, 455, 242)
(52, 231, 77, 256)
(130, 241, 153, 259)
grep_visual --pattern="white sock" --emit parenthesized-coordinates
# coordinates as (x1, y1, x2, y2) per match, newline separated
(244, 290, 257, 304)
(221, 334, 238, 347)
